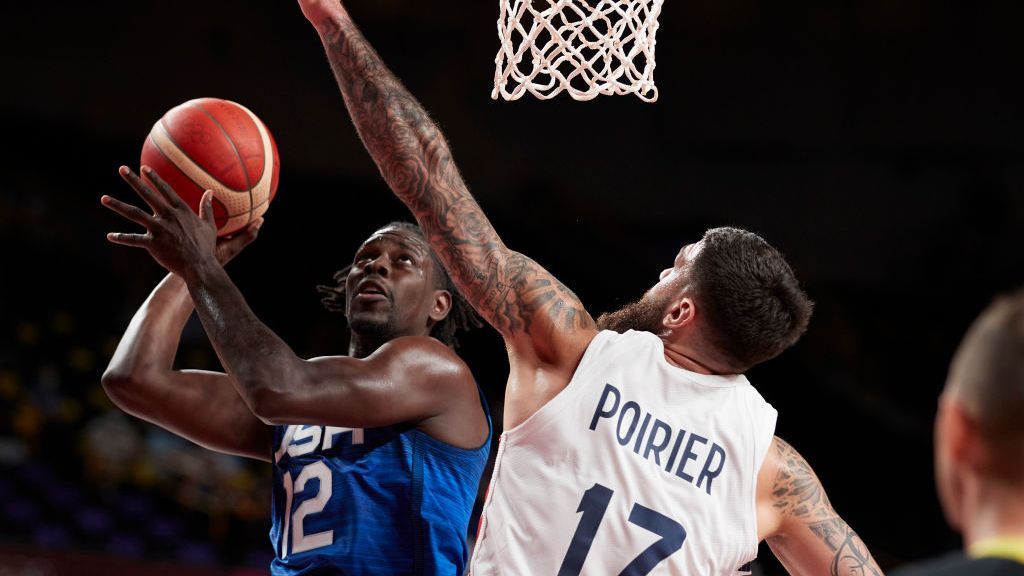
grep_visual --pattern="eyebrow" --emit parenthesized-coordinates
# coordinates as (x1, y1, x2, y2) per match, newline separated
(359, 233, 429, 257)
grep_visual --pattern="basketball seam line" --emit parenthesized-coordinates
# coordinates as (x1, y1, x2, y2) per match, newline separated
(148, 131, 230, 224)
(150, 125, 252, 225)
(155, 117, 247, 194)
(191, 100, 257, 225)
(224, 197, 270, 219)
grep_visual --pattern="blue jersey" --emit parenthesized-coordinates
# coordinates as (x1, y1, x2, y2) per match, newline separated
(269, 392, 491, 575)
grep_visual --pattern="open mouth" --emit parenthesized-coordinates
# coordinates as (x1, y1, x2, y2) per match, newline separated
(354, 281, 389, 301)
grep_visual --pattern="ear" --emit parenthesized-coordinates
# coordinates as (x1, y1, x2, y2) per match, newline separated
(939, 397, 988, 474)
(934, 396, 965, 532)
(429, 290, 453, 323)
(663, 296, 697, 330)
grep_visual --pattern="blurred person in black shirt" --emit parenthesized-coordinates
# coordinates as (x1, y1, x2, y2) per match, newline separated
(894, 289, 1024, 576)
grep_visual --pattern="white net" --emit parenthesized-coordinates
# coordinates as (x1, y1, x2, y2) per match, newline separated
(493, 0, 666, 102)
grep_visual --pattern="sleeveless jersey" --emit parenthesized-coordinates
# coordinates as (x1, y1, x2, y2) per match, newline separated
(269, 390, 491, 575)
(470, 330, 777, 575)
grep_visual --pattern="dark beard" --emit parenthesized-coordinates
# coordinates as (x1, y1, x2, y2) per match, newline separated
(347, 315, 397, 358)
(596, 290, 670, 334)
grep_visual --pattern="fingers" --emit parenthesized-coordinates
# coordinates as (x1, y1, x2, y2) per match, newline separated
(100, 195, 155, 228)
(231, 217, 263, 240)
(243, 217, 264, 235)
(237, 217, 263, 245)
(106, 232, 150, 248)
(215, 217, 264, 265)
(225, 218, 263, 245)
(119, 165, 169, 215)
(142, 166, 192, 211)
(199, 190, 215, 223)
(107, 171, 159, 250)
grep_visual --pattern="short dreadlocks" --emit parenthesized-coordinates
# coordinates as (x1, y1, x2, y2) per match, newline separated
(316, 221, 482, 348)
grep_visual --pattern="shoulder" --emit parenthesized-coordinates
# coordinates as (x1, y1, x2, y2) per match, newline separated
(306, 336, 474, 391)
(375, 335, 465, 362)
(370, 335, 474, 385)
(768, 436, 831, 515)
(763, 436, 819, 478)
(757, 436, 834, 536)
(577, 329, 648, 357)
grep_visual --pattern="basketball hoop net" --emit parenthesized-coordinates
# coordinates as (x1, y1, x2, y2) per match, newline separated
(493, 0, 665, 102)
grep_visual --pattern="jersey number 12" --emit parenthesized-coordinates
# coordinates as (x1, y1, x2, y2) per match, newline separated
(279, 461, 334, 558)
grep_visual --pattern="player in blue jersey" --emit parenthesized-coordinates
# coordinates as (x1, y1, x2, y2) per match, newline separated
(100, 168, 491, 575)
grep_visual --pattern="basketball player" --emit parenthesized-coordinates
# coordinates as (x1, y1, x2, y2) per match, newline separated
(100, 167, 490, 575)
(892, 290, 1024, 576)
(297, 1, 884, 574)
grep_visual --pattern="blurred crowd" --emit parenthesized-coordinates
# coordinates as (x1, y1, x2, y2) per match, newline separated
(0, 303, 273, 570)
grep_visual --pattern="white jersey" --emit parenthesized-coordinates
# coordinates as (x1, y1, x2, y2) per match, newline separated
(471, 330, 777, 576)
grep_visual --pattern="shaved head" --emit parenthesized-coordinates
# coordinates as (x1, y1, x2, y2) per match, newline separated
(945, 289, 1024, 479)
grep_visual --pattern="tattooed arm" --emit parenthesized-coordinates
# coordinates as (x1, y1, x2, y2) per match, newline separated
(757, 437, 885, 576)
(298, 1, 597, 427)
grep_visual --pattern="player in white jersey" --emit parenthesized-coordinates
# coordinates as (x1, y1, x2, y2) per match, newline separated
(297, 1, 884, 573)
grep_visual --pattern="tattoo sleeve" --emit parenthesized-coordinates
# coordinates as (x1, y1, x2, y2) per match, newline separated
(770, 437, 834, 520)
(315, 16, 594, 340)
(769, 438, 884, 576)
(807, 518, 883, 576)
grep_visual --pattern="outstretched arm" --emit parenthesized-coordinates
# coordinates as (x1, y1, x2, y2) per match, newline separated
(102, 272, 272, 461)
(758, 437, 884, 576)
(299, 1, 597, 425)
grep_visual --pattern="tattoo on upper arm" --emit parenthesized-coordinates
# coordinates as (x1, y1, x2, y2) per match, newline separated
(469, 250, 593, 337)
(770, 437, 834, 520)
(771, 438, 883, 576)
(808, 518, 883, 576)
(320, 19, 593, 340)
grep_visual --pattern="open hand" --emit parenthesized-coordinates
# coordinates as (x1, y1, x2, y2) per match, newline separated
(102, 165, 258, 275)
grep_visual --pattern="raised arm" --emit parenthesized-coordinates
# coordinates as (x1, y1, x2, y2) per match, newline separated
(299, 1, 597, 423)
(183, 258, 482, 444)
(102, 273, 272, 461)
(757, 437, 884, 576)
(103, 168, 484, 446)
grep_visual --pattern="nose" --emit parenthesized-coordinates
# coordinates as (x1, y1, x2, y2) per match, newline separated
(363, 254, 391, 276)
(659, 268, 673, 281)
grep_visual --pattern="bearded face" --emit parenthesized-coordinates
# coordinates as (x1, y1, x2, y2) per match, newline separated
(598, 244, 698, 335)
(596, 287, 674, 334)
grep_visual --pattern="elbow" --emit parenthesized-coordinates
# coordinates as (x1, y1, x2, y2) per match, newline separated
(100, 367, 141, 412)
(239, 359, 314, 425)
(246, 383, 290, 425)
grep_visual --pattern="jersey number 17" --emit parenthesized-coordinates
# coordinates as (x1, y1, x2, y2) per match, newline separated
(559, 483, 687, 576)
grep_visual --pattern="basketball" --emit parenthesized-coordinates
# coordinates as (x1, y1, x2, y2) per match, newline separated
(140, 97, 280, 237)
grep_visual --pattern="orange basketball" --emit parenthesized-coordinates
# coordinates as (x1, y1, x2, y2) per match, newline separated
(141, 98, 280, 237)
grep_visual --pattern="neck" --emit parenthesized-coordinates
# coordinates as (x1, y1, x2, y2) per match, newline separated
(961, 478, 1024, 548)
(348, 332, 388, 359)
(661, 339, 733, 375)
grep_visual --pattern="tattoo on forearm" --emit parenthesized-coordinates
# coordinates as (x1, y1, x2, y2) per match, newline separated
(771, 438, 883, 576)
(770, 437, 833, 520)
(318, 18, 593, 337)
(809, 518, 883, 576)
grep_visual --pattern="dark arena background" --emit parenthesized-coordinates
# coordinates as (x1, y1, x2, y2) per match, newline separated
(2, 1, 1023, 574)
